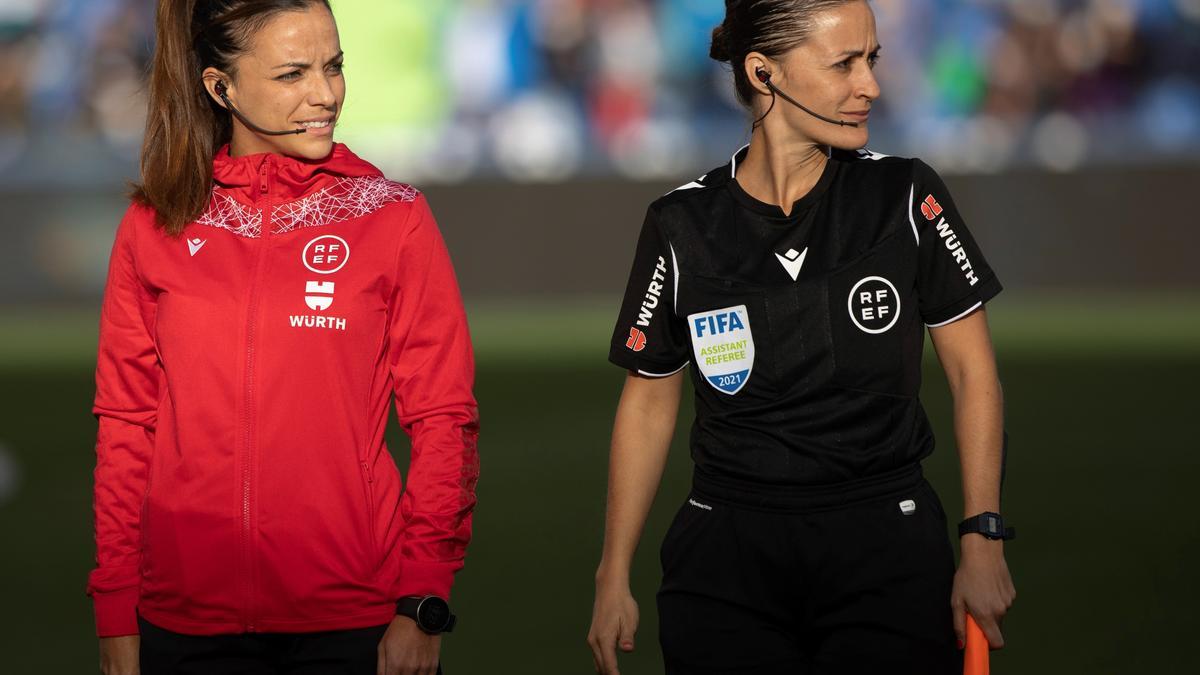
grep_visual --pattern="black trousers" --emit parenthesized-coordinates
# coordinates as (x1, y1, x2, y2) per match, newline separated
(657, 472, 961, 675)
(138, 617, 442, 675)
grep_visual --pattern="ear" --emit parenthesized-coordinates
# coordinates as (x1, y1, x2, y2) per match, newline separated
(201, 67, 231, 109)
(743, 52, 773, 96)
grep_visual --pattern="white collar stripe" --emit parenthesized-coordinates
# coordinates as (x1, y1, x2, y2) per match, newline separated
(730, 143, 750, 178)
(670, 242, 681, 310)
(907, 183, 920, 246)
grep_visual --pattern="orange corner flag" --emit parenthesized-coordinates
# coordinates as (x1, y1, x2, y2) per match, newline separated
(963, 614, 989, 675)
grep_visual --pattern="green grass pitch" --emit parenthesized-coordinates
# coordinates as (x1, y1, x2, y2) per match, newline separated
(0, 295, 1196, 672)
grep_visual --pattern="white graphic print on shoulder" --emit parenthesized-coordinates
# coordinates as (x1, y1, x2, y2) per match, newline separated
(196, 177, 419, 238)
(196, 192, 263, 238)
(274, 177, 419, 235)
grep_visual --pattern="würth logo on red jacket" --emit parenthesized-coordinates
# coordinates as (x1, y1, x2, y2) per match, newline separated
(292, 235, 350, 331)
(920, 195, 943, 221)
(305, 281, 335, 311)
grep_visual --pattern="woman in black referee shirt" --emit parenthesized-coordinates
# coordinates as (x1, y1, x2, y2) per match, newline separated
(587, 1, 1015, 673)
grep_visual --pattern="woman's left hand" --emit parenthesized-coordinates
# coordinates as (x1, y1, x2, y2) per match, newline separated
(377, 615, 441, 675)
(951, 535, 1016, 650)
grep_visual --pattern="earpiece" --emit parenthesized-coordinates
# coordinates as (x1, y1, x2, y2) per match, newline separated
(208, 78, 307, 136)
(749, 66, 859, 128)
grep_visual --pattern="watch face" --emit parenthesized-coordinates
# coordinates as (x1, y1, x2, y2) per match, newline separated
(983, 514, 1002, 536)
(418, 597, 450, 631)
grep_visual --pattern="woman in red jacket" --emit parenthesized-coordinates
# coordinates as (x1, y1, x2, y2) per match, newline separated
(89, 2, 478, 674)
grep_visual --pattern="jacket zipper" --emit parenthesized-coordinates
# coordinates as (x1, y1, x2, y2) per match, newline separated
(362, 461, 378, 564)
(241, 156, 273, 632)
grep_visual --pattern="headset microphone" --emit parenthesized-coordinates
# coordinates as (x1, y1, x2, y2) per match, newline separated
(754, 68, 859, 128)
(215, 81, 307, 136)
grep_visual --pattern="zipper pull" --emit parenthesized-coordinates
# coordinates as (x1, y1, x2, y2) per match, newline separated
(259, 161, 268, 195)
(362, 461, 373, 482)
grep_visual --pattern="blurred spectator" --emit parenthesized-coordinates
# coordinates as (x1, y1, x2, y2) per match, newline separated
(1, 0, 1198, 183)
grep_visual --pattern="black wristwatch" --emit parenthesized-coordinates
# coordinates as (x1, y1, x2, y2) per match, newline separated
(396, 595, 456, 634)
(958, 512, 1015, 541)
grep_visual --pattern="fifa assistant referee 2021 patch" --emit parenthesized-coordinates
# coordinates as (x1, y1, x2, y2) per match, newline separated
(688, 305, 755, 395)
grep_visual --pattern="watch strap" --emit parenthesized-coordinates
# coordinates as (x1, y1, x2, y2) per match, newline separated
(957, 512, 1016, 541)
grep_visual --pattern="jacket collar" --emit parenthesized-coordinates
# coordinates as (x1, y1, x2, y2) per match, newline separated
(211, 143, 382, 204)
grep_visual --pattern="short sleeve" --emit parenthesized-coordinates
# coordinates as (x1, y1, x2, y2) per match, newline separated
(608, 206, 689, 376)
(910, 159, 1003, 327)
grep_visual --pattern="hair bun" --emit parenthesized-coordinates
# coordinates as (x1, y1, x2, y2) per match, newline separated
(710, 23, 731, 62)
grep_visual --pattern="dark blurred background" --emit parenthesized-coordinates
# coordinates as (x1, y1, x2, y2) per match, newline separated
(0, 0, 1197, 673)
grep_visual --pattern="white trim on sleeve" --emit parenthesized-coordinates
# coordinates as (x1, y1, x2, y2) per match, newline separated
(637, 362, 690, 378)
(925, 301, 983, 328)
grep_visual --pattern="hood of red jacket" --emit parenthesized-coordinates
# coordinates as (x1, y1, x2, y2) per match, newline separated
(212, 143, 383, 203)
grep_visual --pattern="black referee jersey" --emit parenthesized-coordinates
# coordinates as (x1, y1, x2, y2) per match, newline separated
(609, 145, 1002, 487)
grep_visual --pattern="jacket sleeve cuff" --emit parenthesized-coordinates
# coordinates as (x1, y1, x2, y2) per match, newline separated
(394, 559, 460, 601)
(93, 587, 140, 637)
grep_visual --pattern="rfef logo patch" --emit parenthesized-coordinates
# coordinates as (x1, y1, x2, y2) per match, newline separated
(688, 305, 754, 395)
(302, 235, 350, 274)
(848, 276, 900, 334)
(626, 327, 647, 352)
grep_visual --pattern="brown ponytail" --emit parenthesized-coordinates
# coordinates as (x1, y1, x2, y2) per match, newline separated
(132, 0, 330, 236)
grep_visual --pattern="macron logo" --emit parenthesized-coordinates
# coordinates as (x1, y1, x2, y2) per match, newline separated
(774, 247, 808, 281)
(187, 238, 206, 257)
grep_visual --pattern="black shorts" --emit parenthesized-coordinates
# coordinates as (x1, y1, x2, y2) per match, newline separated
(138, 617, 439, 675)
(657, 467, 960, 675)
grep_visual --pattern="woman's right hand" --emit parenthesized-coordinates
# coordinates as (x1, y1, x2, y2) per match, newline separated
(588, 372, 682, 674)
(587, 575, 639, 675)
(99, 635, 140, 675)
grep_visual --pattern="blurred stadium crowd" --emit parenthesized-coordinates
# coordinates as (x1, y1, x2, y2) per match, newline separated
(0, 0, 1198, 184)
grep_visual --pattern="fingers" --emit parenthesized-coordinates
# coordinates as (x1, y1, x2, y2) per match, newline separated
(956, 596, 1007, 650)
(585, 628, 609, 674)
(599, 631, 620, 675)
(617, 614, 637, 653)
(586, 622, 622, 675)
(970, 583, 1015, 650)
(952, 553, 1016, 651)
(976, 612, 1005, 649)
(951, 597, 966, 650)
(589, 586, 638, 674)
(959, 593, 1010, 650)
(589, 644, 602, 674)
(604, 644, 621, 674)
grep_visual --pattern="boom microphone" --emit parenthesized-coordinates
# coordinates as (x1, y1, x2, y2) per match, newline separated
(755, 68, 859, 128)
(215, 81, 307, 136)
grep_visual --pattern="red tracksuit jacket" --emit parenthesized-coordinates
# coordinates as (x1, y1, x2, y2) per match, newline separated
(87, 144, 479, 637)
